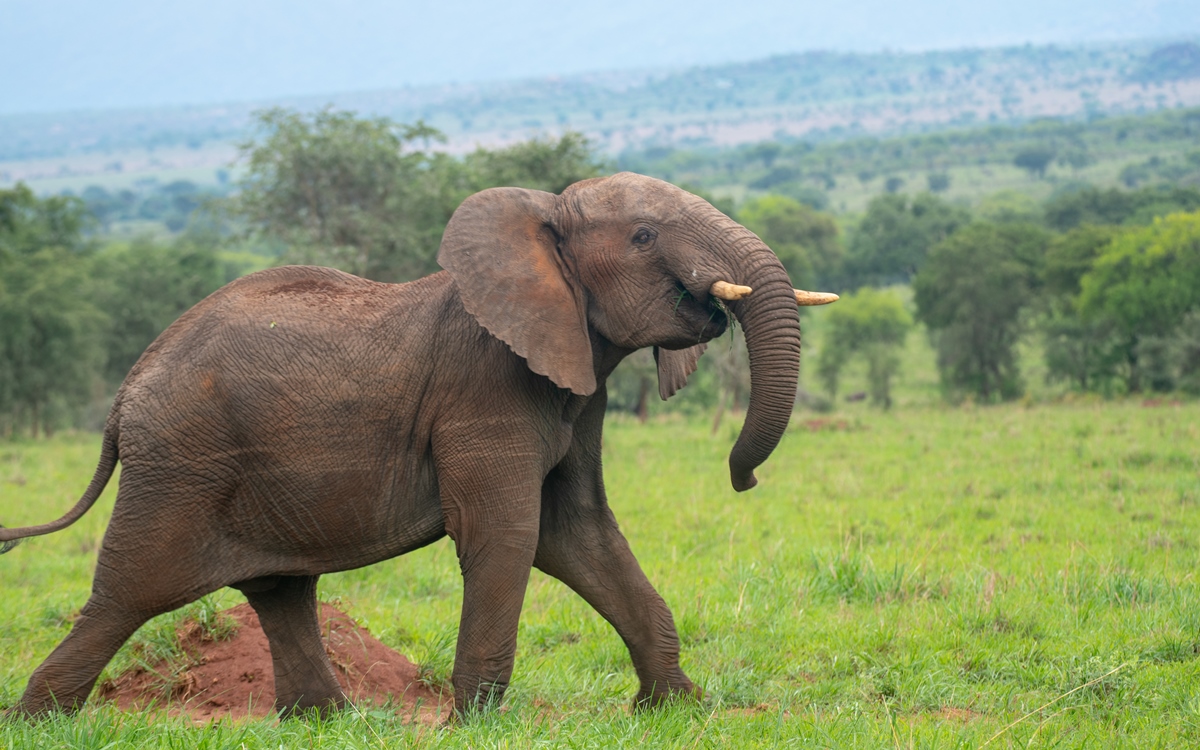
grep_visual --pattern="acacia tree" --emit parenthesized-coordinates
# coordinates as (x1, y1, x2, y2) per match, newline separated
(230, 108, 455, 282)
(815, 288, 912, 409)
(914, 222, 1048, 402)
(230, 109, 602, 284)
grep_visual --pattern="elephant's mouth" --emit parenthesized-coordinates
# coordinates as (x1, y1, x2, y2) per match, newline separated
(673, 282, 728, 341)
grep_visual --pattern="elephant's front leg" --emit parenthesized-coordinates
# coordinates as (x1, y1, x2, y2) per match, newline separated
(437, 436, 542, 716)
(534, 399, 697, 708)
(535, 499, 696, 707)
(452, 520, 538, 713)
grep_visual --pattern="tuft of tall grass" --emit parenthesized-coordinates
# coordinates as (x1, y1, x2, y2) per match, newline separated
(804, 550, 943, 604)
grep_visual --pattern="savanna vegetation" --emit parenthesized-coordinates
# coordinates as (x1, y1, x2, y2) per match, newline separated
(2, 375, 1198, 745)
(3, 99, 1200, 746)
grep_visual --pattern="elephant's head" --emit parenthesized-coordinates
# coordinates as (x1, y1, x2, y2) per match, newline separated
(439, 172, 836, 492)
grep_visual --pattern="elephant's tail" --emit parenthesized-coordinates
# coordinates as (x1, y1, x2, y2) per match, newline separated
(0, 424, 119, 555)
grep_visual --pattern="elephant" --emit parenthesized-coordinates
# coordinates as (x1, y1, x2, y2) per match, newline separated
(0, 172, 836, 718)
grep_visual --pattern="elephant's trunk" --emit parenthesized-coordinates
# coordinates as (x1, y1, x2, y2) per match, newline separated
(721, 234, 802, 492)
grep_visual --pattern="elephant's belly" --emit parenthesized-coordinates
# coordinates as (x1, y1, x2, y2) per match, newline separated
(225, 453, 446, 573)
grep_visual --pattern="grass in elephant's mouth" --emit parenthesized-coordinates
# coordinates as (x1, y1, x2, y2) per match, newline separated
(2, 402, 1200, 747)
(671, 283, 691, 314)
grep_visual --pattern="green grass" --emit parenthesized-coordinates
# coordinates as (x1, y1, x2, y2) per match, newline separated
(2, 399, 1200, 746)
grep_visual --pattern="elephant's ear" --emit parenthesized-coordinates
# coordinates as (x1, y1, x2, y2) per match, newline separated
(654, 343, 707, 400)
(439, 188, 596, 396)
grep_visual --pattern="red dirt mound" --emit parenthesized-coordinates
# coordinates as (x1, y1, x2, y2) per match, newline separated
(100, 603, 449, 723)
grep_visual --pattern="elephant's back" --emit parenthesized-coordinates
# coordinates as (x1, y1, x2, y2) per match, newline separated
(123, 265, 439, 382)
(113, 265, 448, 456)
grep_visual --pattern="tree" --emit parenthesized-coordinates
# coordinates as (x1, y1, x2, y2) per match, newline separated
(91, 236, 225, 385)
(737, 194, 842, 288)
(914, 223, 1049, 401)
(926, 172, 951, 192)
(1038, 225, 1125, 392)
(1078, 211, 1200, 392)
(1172, 310, 1200, 394)
(815, 288, 912, 408)
(0, 185, 105, 437)
(845, 192, 970, 286)
(747, 142, 783, 168)
(462, 132, 602, 195)
(1014, 145, 1055, 179)
(230, 108, 603, 284)
(230, 108, 453, 282)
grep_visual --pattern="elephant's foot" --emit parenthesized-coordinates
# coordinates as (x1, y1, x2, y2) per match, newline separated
(451, 677, 508, 720)
(276, 690, 348, 720)
(241, 575, 349, 720)
(634, 676, 703, 711)
(8, 676, 89, 719)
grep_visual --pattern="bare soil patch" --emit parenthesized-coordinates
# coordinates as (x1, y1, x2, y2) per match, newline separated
(100, 603, 449, 723)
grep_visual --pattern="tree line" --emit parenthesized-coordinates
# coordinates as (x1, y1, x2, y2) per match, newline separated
(5, 107, 1200, 437)
(781, 184, 1200, 406)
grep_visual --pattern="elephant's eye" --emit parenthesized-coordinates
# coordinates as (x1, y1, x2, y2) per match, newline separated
(632, 228, 655, 246)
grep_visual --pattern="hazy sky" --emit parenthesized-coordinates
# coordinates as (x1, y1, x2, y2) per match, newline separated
(2, 0, 1198, 114)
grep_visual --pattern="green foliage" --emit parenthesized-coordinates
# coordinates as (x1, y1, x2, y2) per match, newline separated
(736, 195, 841, 287)
(1127, 42, 1200, 83)
(625, 107, 1200, 212)
(845, 192, 970, 286)
(230, 108, 455, 282)
(1080, 212, 1200, 343)
(461, 132, 602, 195)
(815, 288, 912, 408)
(975, 189, 1041, 224)
(1038, 225, 1126, 392)
(1041, 185, 1200, 231)
(1013, 144, 1056, 178)
(230, 108, 603, 283)
(79, 180, 226, 233)
(925, 172, 951, 193)
(0, 185, 105, 437)
(91, 236, 225, 385)
(1042, 224, 1120, 298)
(1077, 211, 1200, 392)
(914, 222, 1049, 401)
(1171, 310, 1200, 394)
(0, 113, 605, 437)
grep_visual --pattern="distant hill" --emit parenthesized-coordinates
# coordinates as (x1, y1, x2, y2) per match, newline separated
(3, 38, 1200, 190)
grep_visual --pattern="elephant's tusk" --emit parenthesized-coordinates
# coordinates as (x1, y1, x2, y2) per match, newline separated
(795, 289, 840, 306)
(710, 281, 753, 301)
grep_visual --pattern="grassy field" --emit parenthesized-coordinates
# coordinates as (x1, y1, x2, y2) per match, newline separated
(1, 395, 1198, 747)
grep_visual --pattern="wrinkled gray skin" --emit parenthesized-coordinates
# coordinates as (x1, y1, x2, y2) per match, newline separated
(1, 173, 801, 718)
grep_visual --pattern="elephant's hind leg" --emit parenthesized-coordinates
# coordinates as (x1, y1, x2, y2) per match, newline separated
(237, 575, 346, 717)
(14, 507, 227, 717)
(13, 594, 157, 716)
